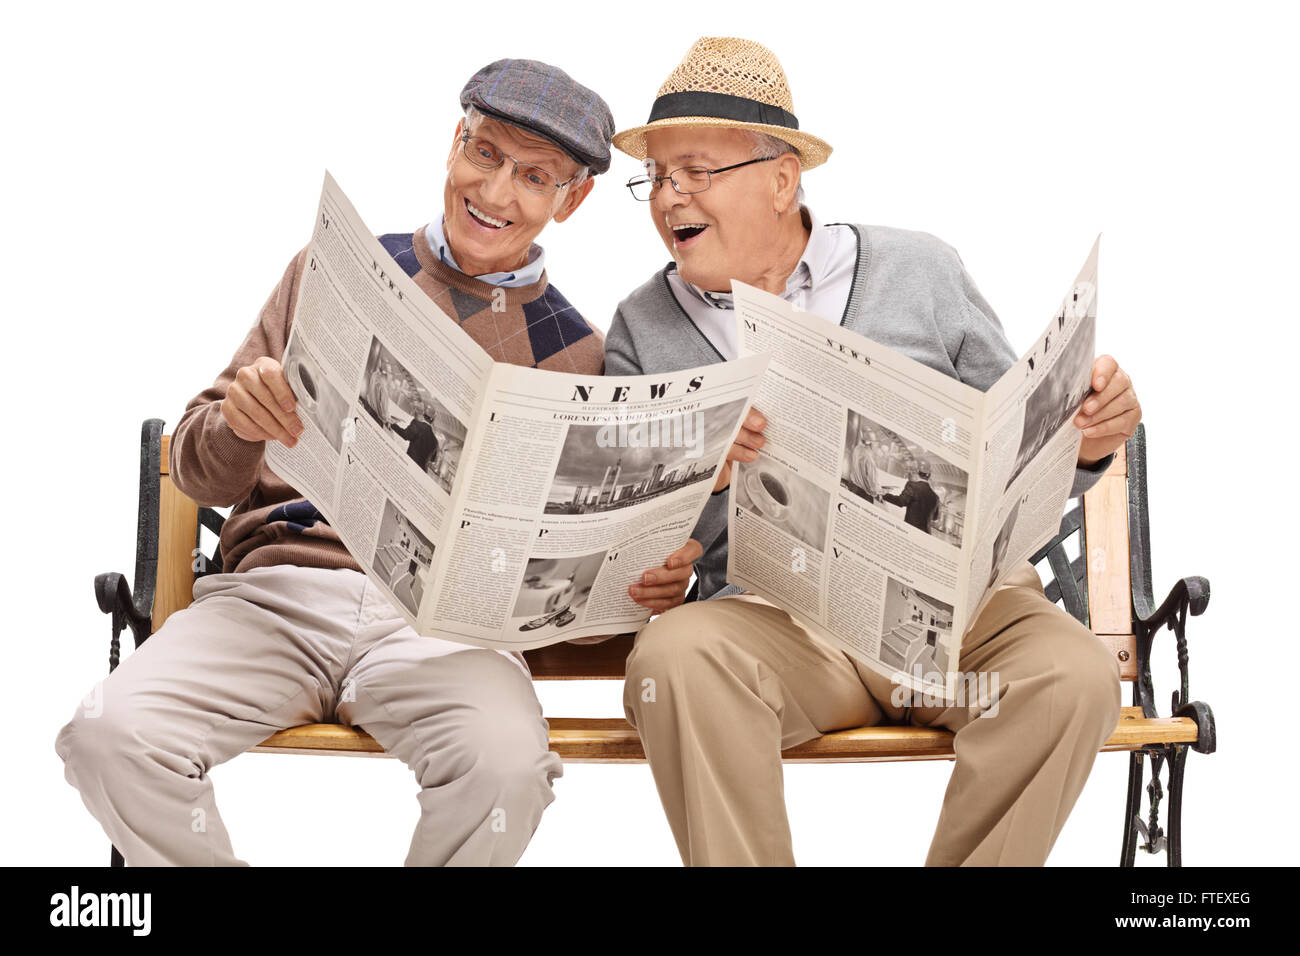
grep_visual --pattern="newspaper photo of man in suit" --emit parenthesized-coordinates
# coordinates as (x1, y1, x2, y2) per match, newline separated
(883, 466, 941, 535)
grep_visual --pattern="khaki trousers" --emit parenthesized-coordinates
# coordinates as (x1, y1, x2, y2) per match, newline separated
(622, 563, 1122, 866)
(56, 565, 561, 866)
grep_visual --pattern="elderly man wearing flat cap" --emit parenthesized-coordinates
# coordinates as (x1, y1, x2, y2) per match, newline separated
(614, 37, 1142, 866)
(56, 59, 614, 866)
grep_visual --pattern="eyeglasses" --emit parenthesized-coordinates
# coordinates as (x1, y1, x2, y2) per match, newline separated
(625, 156, 777, 201)
(459, 132, 579, 196)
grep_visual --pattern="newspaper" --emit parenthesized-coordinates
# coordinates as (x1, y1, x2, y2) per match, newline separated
(728, 240, 1100, 693)
(265, 173, 770, 650)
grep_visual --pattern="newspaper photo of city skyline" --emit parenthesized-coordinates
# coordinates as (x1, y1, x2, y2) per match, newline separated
(543, 399, 745, 515)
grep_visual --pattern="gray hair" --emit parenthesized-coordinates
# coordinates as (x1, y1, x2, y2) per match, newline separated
(463, 104, 590, 190)
(746, 130, 805, 207)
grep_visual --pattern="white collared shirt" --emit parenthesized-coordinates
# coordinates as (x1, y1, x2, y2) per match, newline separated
(665, 206, 857, 360)
(425, 214, 545, 288)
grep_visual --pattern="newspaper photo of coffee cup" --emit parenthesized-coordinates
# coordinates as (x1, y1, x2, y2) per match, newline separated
(281, 340, 349, 453)
(285, 354, 319, 415)
(734, 454, 830, 552)
(743, 467, 792, 524)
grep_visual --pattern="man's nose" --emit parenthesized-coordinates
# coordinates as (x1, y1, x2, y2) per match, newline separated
(653, 180, 688, 213)
(479, 162, 516, 210)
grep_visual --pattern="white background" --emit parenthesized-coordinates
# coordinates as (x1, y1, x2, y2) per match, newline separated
(3, 0, 1295, 866)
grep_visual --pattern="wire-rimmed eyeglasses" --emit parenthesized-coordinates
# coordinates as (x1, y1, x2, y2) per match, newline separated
(459, 132, 579, 196)
(625, 156, 777, 201)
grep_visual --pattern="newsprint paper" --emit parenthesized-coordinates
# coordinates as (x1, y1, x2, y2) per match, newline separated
(266, 173, 770, 650)
(728, 240, 1099, 694)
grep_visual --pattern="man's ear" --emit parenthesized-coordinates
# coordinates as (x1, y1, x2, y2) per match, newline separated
(446, 118, 467, 171)
(552, 175, 595, 224)
(773, 153, 801, 214)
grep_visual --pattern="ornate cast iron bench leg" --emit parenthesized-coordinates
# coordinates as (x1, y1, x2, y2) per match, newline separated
(1112, 426, 1216, 866)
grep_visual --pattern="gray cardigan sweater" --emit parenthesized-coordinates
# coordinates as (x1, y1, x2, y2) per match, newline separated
(604, 223, 1113, 602)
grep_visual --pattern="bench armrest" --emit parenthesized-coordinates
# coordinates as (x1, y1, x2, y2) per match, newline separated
(1133, 575, 1216, 754)
(91, 418, 166, 675)
(1135, 574, 1210, 629)
(94, 571, 154, 672)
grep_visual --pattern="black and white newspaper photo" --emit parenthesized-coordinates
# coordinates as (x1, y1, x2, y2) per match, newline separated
(370, 497, 436, 616)
(543, 402, 740, 515)
(358, 335, 469, 496)
(841, 410, 968, 548)
(265, 173, 771, 651)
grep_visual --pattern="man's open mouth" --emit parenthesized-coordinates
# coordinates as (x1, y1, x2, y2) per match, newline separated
(466, 198, 512, 230)
(671, 222, 708, 242)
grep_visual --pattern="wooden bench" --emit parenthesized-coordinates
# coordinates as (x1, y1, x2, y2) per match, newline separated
(94, 419, 1215, 865)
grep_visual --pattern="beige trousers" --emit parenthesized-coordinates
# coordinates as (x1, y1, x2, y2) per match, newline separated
(622, 563, 1122, 866)
(56, 564, 561, 866)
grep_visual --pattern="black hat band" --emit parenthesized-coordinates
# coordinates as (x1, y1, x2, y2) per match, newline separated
(647, 91, 799, 131)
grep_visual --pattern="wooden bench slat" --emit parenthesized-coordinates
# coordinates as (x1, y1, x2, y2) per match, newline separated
(251, 722, 387, 756)
(251, 706, 1196, 763)
(1084, 474, 1132, 635)
(155, 475, 197, 633)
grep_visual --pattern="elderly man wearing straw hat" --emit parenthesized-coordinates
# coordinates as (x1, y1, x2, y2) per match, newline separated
(612, 37, 1142, 866)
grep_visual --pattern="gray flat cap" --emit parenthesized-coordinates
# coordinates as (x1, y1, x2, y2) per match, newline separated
(460, 58, 615, 175)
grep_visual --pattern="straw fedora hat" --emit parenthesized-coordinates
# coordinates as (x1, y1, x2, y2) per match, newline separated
(612, 37, 831, 171)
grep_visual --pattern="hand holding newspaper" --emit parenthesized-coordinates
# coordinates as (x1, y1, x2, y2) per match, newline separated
(265, 173, 770, 650)
(727, 241, 1100, 694)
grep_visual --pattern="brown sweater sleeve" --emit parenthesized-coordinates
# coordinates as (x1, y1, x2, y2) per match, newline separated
(168, 248, 308, 507)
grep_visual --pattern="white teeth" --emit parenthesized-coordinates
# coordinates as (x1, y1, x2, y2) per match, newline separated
(467, 201, 508, 228)
(671, 223, 707, 231)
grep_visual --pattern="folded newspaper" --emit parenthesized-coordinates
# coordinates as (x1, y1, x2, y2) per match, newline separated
(727, 240, 1100, 694)
(265, 173, 770, 650)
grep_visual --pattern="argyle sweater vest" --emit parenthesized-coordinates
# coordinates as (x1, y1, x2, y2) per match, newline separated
(169, 226, 605, 575)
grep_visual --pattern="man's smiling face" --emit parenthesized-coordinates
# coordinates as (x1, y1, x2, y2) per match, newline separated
(442, 114, 589, 277)
(644, 126, 782, 292)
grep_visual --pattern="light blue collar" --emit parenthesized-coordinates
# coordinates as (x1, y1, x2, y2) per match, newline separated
(426, 214, 545, 288)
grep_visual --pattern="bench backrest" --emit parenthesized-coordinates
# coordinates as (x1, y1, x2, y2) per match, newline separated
(150, 430, 1140, 681)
